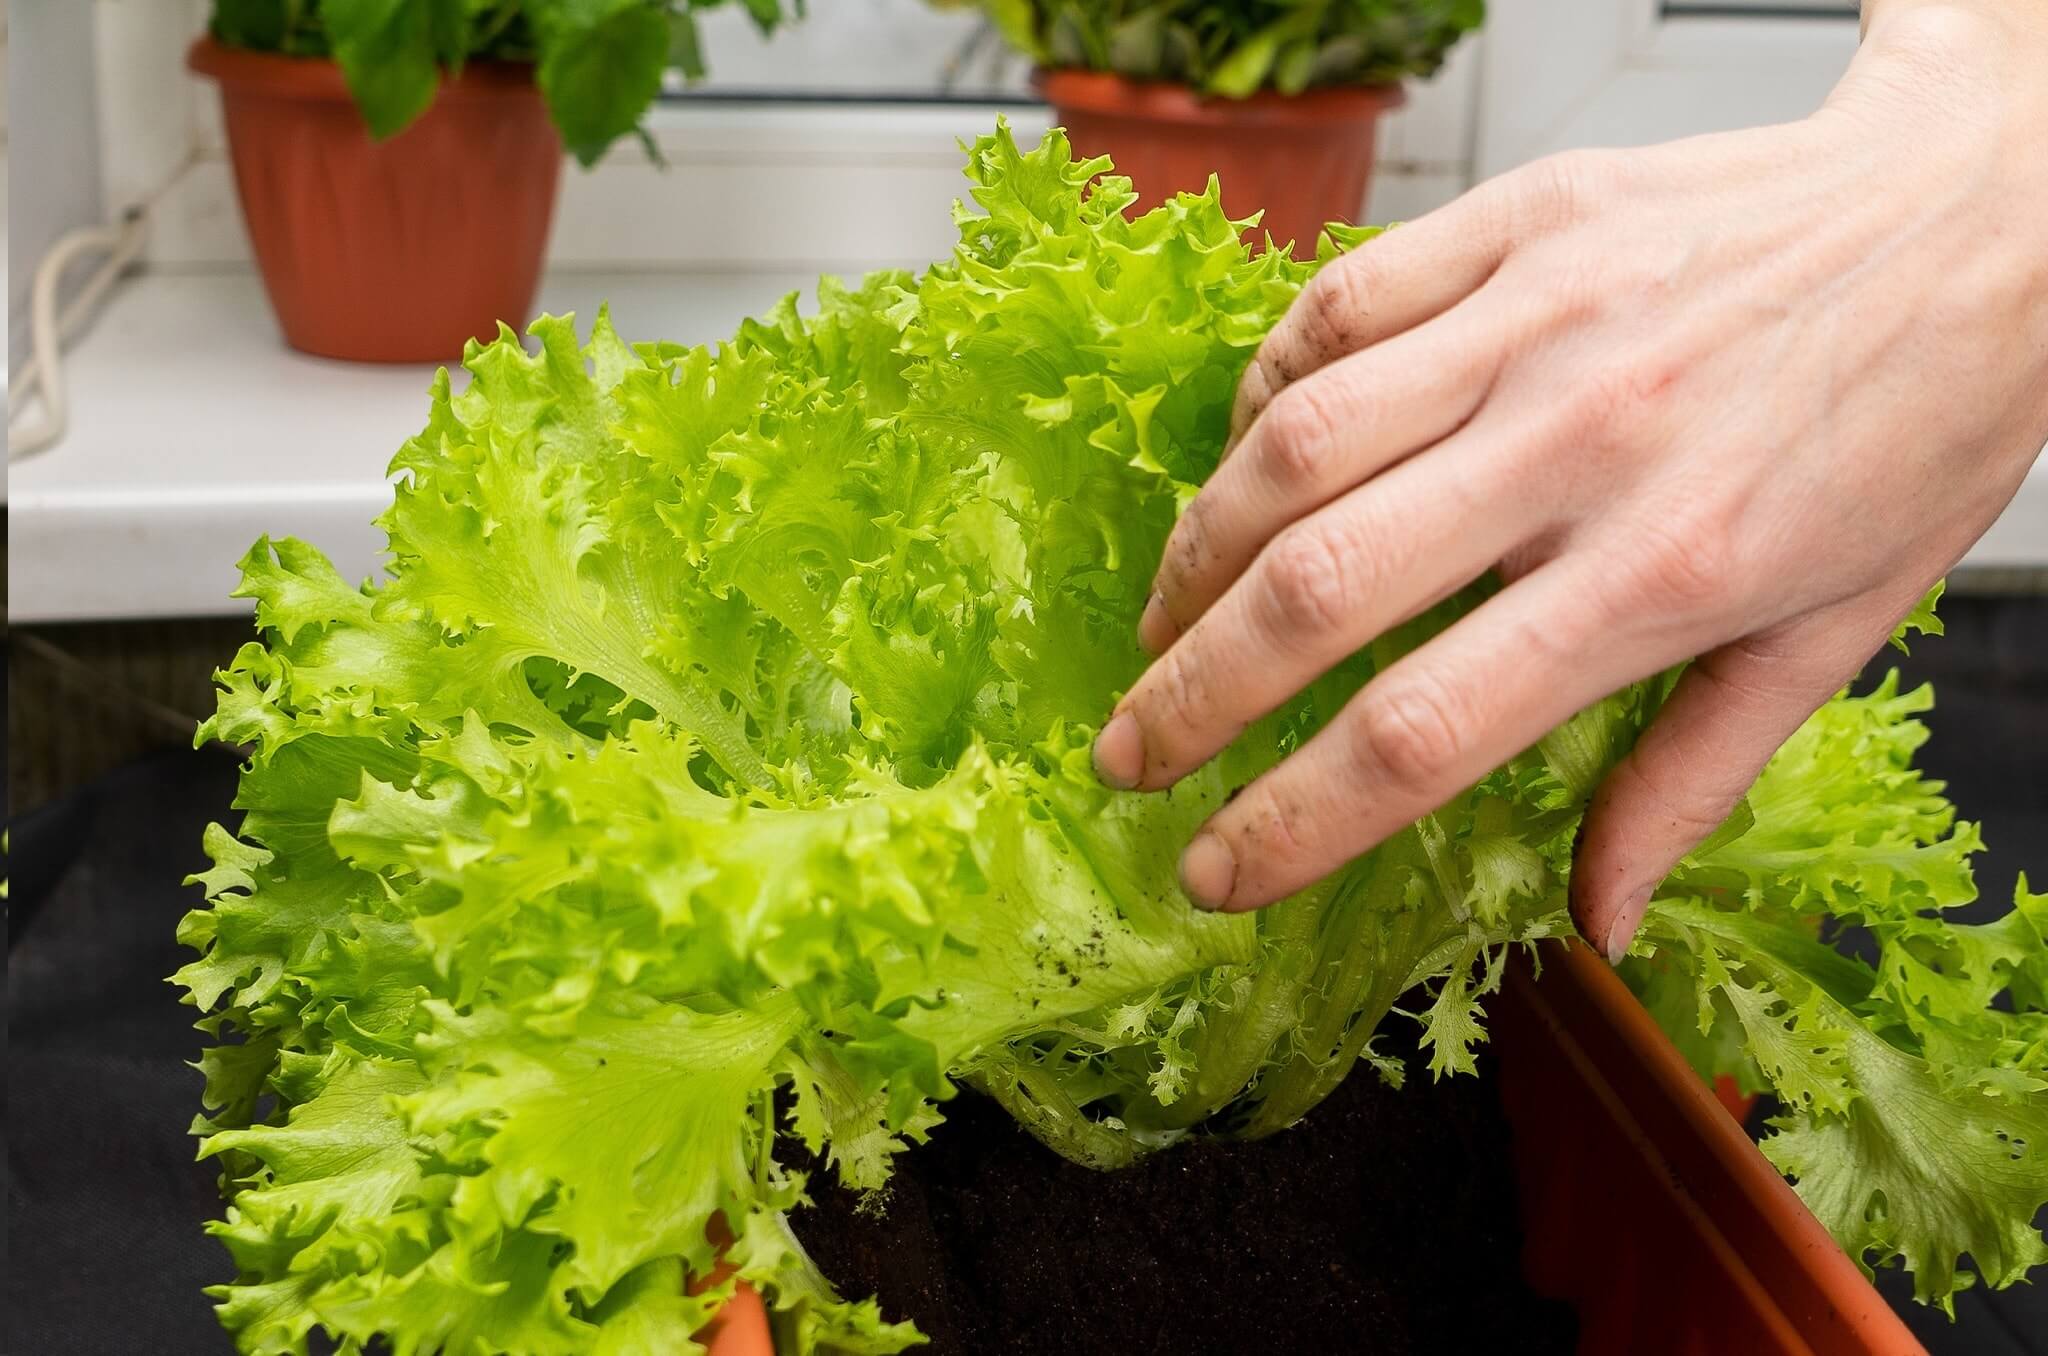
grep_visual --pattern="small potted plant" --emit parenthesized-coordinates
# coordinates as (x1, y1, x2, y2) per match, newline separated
(970, 0, 1483, 255)
(189, 1, 789, 362)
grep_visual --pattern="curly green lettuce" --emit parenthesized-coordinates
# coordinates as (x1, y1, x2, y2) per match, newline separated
(177, 122, 2044, 1352)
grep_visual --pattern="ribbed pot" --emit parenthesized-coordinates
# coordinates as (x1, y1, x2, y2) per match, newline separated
(1036, 69, 1402, 259)
(188, 37, 562, 363)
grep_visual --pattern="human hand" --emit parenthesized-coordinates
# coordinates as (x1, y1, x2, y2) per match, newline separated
(1091, 1, 2048, 958)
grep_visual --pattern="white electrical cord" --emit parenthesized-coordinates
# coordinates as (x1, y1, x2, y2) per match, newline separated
(7, 206, 151, 463)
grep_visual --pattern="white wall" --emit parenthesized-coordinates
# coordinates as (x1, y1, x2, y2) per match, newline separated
(7, 0, 105, 376)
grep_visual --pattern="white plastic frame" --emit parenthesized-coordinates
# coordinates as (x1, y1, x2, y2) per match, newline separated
(1476, 0, 1860, 175)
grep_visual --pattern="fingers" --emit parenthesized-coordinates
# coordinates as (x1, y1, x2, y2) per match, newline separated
(1141, 307, 1508, 654)
(1225, 173, 1538, 451)
(1100, 432, 1543, 793)
(1174, 559, 1704, 913)
(1569, 599, 1900, 961)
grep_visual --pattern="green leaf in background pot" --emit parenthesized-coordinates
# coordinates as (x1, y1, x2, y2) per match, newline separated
(1047, 3, 1107, 69)
(977, 0, 1485, 97)
(1107, 10, 1167, 79)
(209, 0, 793, 157)
(323, 0, 441, 139)
(1308, 32, 1369, 83)
(1205, 24, 1282, 97)
(667, 7, 707, 80)
(538, 0, 672, 165)
(981, 0, 1050, 62)
(425, 0, 474, 71)
(1273, 36, 1319, 95)
(211, 0, 293, 50)
(1160, 20, 1200, 81)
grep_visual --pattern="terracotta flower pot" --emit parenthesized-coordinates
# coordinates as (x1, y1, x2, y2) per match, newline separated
(1036, 68, 1402, 259)
(187, 36, 562, 363)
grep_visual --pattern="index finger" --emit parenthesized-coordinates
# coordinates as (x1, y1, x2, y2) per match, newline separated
(1227, 176, 1529, 450)
(1176, 557, 1708, 913)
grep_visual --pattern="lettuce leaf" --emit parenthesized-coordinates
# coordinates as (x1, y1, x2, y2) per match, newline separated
(1633, 677, 2047, 1309)
(178, 122, 2043, 1352)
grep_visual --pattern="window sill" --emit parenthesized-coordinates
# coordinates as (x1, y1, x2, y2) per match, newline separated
(6, 266, 817, 621)
(9, 264, 2044, 623)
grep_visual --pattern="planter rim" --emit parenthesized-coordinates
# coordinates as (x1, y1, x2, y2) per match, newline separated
(1507, 942, 1923, 1351)
(1532, 945, 1844, 1242)
(186, 34, 535, 103)
(1035, 67, 1403, 127)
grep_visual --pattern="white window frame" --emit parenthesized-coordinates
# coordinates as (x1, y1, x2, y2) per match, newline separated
(1475, 0, 1862, 176)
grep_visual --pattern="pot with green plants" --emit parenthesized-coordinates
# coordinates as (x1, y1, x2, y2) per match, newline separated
(189, 0, 787, 362)
(968, 0, 1481, 256)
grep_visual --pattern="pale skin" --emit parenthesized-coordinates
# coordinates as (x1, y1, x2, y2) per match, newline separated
(1092, 0, 2048, 959)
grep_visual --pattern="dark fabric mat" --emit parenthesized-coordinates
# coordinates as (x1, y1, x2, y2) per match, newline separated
(7, 746, 246, 1356)
(5, 596, 2042, 1354)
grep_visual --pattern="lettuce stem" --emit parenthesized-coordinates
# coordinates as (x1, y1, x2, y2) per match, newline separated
(1144, 877, 1337, 1131)
(969, 1052, 1155, 1170)
(1240, 842, 1431, 1135)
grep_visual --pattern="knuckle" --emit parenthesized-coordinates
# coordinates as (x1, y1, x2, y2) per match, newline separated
(1255, 382, 1348, 490)
(1351, 677, 1468, 792)
(1259, 524, 1359, 639)
(1298, 257, 1377, 354)
(1572, 368, 1643, 439)
(1610, 757, 1731, 839)
(1163, 493, 1215, 583)
(1231, 353, 1278, 434)
(1621, 509, 1741, 614)
(1512, 149, 1619, 229)
(1144, 648, 1213, 733)
(1246, 343, 1288, 407)
(1235, 777, 1315, 862)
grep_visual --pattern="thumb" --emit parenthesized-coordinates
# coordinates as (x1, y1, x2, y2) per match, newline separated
(1569, 605, 1889, 962)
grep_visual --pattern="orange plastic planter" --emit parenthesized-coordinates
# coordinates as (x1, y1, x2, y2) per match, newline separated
(714, 939, 1919, 1355)
(1716, 1073, 1761, 1125)
(187, 37, 561, 363)
(1495, 941, 1921, 1355)
(1037, 69, 1402, 259)
(696, 1280, 772, 1356)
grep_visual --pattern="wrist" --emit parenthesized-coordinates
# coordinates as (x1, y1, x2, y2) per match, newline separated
(1860, 0, 2048, 45)
(1830, 2, 2048, 164)
(1815, 4, 2048, 282)
(1854, 0, 2048, 72)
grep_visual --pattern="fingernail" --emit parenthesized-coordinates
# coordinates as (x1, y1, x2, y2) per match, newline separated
(1093, 711, 1144, 790)
(1179, 831, 1237, 911)
(1604, 886, 1653, 965)
(1138, 592, 1178, 655)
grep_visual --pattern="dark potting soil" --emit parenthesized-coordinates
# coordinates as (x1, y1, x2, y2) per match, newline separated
(793, 1026, 1578, 1356)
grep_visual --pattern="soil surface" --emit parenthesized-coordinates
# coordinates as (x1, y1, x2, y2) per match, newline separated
(794, 1024, 1578, 1355)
